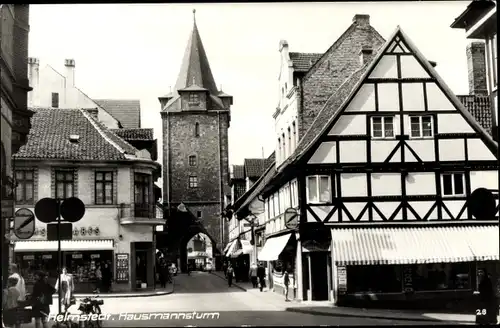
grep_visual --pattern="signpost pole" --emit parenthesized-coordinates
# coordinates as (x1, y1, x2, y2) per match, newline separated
(57, 199, 62, 317)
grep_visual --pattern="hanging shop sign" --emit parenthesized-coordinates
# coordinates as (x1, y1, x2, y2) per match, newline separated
(91, 254, 100, 259)
(338, 266, 347, 295)
(42, 254, 52, 259)
(72, 253, 83, 259)
(115, 253, 129, 283)
(23, 255, 35, 260)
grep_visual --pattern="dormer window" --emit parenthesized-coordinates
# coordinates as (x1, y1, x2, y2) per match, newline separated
(189, 93, 199, 104)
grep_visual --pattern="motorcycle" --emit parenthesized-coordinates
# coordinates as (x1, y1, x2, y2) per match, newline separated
(77, 292, 104, 328)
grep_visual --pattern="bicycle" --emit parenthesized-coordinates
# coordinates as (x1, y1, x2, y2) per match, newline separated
(77, 293, 104, 328)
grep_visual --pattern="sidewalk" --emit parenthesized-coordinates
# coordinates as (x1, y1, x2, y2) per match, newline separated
(210, 271, 264, 292)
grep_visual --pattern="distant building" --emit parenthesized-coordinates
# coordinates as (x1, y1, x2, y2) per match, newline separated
(0, 4, 33, 286)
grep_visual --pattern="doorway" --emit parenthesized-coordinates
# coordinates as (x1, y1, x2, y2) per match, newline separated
(310, 252, 329, 300)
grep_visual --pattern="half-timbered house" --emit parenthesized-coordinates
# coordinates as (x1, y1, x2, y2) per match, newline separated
(259, 26, 499, 306)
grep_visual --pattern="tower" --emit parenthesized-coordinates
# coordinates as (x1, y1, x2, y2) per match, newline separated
(160, 10, 232, 259)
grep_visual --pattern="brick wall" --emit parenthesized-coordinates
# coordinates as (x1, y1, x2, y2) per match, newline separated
(466, 42, 488, 96)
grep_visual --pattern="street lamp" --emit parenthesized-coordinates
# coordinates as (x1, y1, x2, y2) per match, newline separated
(244, 213, 258, 264)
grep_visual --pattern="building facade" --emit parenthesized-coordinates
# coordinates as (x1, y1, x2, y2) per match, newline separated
(158, 12, 232, 272)
(1, 4, 33, 286)
(12, 107, 163, 292)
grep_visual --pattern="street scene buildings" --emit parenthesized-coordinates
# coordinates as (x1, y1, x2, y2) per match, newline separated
(1, 2, 499, 327)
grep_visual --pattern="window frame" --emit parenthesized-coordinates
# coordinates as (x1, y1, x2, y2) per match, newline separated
(188, 155, 197, 167)
(292, 121, 297, 151)
(189, 176, 199, 188)
(441, 172, 465, 197)
(15, 169, 34, 204)
(197, 210, 202, 219)
(194, 122, 200, 137)
(95, 171, 114, 205)
(306, 175, 333, 204)
(134, 173, 150, 205)
(189, 93, 200, 104)
(51, 92, 59, 108)
(371, 116, 395, 139)
(54, 169, 75, 200)
(409, 115, 434, 139)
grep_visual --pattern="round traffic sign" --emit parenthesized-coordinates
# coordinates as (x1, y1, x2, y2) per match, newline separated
(469, 188, 496, 220)
(14, 208, 35, 239)
(34, 198, 59, 223)
(60, 197, 85, 222)
(284, 207, 299, 229)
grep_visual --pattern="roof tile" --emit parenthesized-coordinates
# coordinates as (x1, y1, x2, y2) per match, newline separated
(457, 95, 492, 135)
(111, 128, 154, 141)
(93, 99, 141, 129)
(232, 165, 245, 180)
(289, 52, 322, 72)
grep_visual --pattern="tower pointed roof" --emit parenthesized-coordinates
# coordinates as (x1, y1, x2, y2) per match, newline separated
(174, 9, 218, 95)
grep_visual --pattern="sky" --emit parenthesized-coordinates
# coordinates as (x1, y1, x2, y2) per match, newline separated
(29, 2, 473, 170)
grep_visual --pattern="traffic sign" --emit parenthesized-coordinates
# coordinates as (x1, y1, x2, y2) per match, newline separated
(47, 222, 73, 241)
(284, 207, 299, 229)
(469, 188, 497, 220)
(60, 197, 85, 222)
(34, 198, 59, 223)
(14, 208, 35, 239)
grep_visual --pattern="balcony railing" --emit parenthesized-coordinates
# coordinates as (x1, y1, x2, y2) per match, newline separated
(134, 203, 155, 218)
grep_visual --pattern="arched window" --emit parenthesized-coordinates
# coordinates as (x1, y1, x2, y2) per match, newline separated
(189, 155, 197, 166)
(194, 122, 200, 137)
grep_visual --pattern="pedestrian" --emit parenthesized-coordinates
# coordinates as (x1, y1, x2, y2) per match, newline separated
(283, 268, 290, 302)
(3, 276, 20, 328)
(32, 271, 56, 328)
(249, 263, 258, 288)
(8, 264, 26, 302)
(55, 267, 75, 314)
(101, 263, 112, 293)
(223, 261, 228, 278)
(476, 268, 498, 325)
(226, 264, 235, 287)
(257, 262, 266, 292)
(94, 264, 102, 293)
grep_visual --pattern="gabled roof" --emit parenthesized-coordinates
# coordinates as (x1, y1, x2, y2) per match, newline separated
(111, 128, 154, 141)
(451, 0, 496, 29)
(236, 160, 277, 215)
(232, 165, 245, 180)
(14, 108, 139, 161)
(93, 99, 141, 129)
(244, 153, 276, 179)
(277, 26, 498, 174)
(457, 95, 492, 135)
(289, 52, 322, 72)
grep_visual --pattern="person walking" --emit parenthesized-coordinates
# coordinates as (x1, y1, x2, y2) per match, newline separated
(476, 269, 498, 325)
(257, 263, 266, 292)
(94, 264, 102, 293)
(226, 264, 235, 287)
(32, 271, 56, 328)
(55, 267, 74, 314)
(101, 263, 112, 293)
(3, 277, 20, 328)
(283, 269, 290, 302)
(8, 264, 26, 302)
(249, 263, 258, 288)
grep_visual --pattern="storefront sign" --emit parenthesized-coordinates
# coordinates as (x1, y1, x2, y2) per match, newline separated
(338, 266, 347, 295)
(42, 254, 52, 259)
(23, 255, 35, 260)
(72, 254, 83, 259)
(116, 253, 129, 283)
(91, 254, 100, 259)
(403, 265, 414, 293)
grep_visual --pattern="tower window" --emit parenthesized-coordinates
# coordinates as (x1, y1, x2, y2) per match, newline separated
(189, 155, 197, 166)
(197, 211, 202, 219)
(189, 93, 199, 104)
(189, 176, 198, 188)
(195, 122, 200, 137)
(52, 93, 59, 108)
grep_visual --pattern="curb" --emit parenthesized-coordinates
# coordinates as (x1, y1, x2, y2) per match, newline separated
(210, 272, 247, 292)
(285, 307, 473, 324)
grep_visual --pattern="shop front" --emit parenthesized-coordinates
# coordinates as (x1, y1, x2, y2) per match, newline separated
(329, 225, 499, 310)
(14, 239, 114, 293)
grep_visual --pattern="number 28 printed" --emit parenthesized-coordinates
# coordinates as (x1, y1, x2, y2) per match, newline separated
(476, 309, 487, 315)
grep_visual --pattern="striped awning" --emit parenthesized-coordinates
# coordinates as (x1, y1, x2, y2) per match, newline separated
(14, 239, 114, 252)
(225, 239, 238, 257)
(231, 240, 253, 258)
(331, 225, 499, 265)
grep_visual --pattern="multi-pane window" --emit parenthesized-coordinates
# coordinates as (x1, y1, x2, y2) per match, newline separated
(95, 171, 113, 205)
(441, 173, 465, 196)
(189, 155, 197, 166)
(371, 116, 394, 138)
(189, 176, 198, 188)
(52, 93, 59, 108)
(292, 121, 297, 150)
(290, 180, 298, 208)
(194, 123, 200, 137)
(15, 169, 34, 203)
(134, 173, 150, 217)
(197, 211, 202, 219)
(55, 170, 75, 199)
(410, 116, 433, 138)
(189, 93, 199, 103)
(306, 175, 332, 203)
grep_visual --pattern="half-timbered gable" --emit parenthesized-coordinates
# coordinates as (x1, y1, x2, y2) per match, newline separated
(294, 27, 499, 225)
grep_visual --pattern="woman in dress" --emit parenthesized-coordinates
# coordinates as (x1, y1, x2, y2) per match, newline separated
(55, 267, 74, 314)
(32, 271, 56, 328)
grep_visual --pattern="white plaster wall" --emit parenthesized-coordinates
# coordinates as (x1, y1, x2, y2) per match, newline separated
(339, 140, 366, 163)
(377, 83, 400, 111)
(340, 173, 367, 197)
(344, 84, 376, 112)
(405, 172, 436, 196)
(401, 83, 425, 111)
(439, 139, 465, 161)
(400, 56, 429, 79)
(405, 140, 435, 162)
(372, 173, 401, 196)
(442, 200, 466, 220)
(369, 55, 398, 79)
(436, 114, 474, 134)
(426, 83, 455, 111)
(309, 205, 334, 222)
(371, 140, 398, 163)
(344, 202, 369, 221)
(329, 115, 367, 135)
(308, 142, 337, 164)
(407, 201, 436, 220)
(470, 170, 499, 191)
(467, 139, 497, 161)
(372, 201, 401, 221)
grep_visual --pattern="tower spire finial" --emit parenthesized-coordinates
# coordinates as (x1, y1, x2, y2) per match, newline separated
(193, 9, 196, 24)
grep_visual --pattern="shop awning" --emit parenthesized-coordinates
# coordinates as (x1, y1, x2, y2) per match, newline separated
(14, 239, 114, 252)
(225, 239, 238, 257)
(231, 240, 253, 258)
(331, 225, 498, 265)
(223, 242, 232, 254)
(258, 233, 292, 261)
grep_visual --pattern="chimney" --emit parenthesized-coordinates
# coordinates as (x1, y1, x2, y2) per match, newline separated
(353, 14, 370, 27)
(279, 39, 289, 59)
(64, 59, 76, 87)
(359, 46, 373, 65)
(28, 57, 40, 107)
(466, 42, 488, 96)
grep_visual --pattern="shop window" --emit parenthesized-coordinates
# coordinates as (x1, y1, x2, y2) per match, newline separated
(52, 92, 59, 108)
(410, 115, 433, 138)
(306, 175, 332, 203)
(15, 169, 34, 204)
(134, 173, 151, 218)
(188, 155, 197, 166)
(412, 263, 471, 291)
(189, 176, 198, 188)
(371, 116, 394, 138)
(347, 265, 402, 293)
(55, 169, 75, 199)
(95, 171, 113, 205)
(441, 173, 465, 196)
